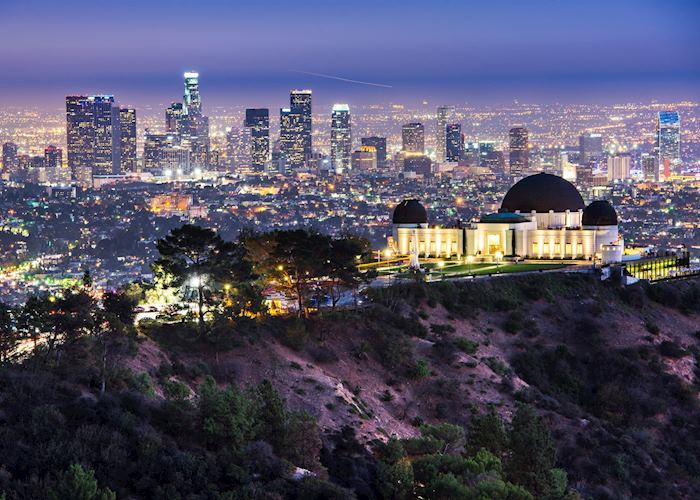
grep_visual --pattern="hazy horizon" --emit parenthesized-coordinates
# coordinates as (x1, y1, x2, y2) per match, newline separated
(2, 0, 698, 109)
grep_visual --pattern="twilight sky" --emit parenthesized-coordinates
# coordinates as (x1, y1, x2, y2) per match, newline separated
(1, 0, 699, 108)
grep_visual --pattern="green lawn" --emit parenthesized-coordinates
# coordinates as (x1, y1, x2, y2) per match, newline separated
(376, 260, 571, 278)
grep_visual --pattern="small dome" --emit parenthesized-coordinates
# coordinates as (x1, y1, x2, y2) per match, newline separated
(582, 200, 618, 226)
(392, 199, 428, 224)
(501, 173, 585, 213)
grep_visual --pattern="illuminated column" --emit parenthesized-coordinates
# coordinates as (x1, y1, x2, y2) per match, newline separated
(560, 227, 566, 259)
(548, 232, 555, 259)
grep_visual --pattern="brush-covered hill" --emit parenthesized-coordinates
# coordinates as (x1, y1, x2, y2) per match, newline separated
(1, 273, 699, 499)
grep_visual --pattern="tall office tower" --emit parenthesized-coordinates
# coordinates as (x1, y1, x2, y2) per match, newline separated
(182, 72, 210, 167)
(607, 155, 631, 181)
(119, 107, 137, 172)
(225, 127, 252, 173)
(66, 94, 119, 178)
(66, 95, 95, 178)
(361, 136, 387, 169)
(2, 142, 18, 175)
(44, 145, 62, 169)
(656, 111, 681, 180)
(280, 107, 306, 169)
(330, 104, 351, 173)
(143, 131, 189, 174)
(640, 153, 659, 182)
(436, 106, 455, 162)
(245, 108, 270, 171)
(402, 122, 425, 153)
(478, 141, 497, 168)
(509, 127, 529, 177)
(578, 133, 603, 166)
(445, 123, 462, 162)
(290, 90, 312, 163)
(90, 95, 117, 175)
(166, 102, 184, 134)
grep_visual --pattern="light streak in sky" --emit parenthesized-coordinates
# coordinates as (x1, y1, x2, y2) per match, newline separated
(290, 70, 393, 88)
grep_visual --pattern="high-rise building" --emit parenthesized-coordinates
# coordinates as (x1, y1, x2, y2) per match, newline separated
(351, 146, 377, 172)
(290, 90, 312, 164)
(226, 127, 252, 174)
(66, 95, 95, 178)
(361, 137, 387, 169)
(44, 145, 62, 169)
(245, 108, 270, 171)
(2, 142, 18, 175)
(656, 111, 681, 180)
(280, 107, 306, 169)
(66, 95, 118, 178)
(579, 133, 603, 166)
(607, 155, 631, 181)
(119, 107, 137, 173)
(640, 153, 659, 182)
(445, 123, 462, 162)
(91, 95, 116, 175)
(143, 131, 189, 174)
(436, 106, 455, 162)
(509, 127, 529, 177)
(166, 102, 184, 134)
(403, 154, 432, 177)
(330, 104, 351, 173)
(402, 123, 424, 153)
(182, 72, 210, 168)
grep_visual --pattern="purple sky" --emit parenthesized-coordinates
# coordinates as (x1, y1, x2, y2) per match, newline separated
(1, 0, 699, 107)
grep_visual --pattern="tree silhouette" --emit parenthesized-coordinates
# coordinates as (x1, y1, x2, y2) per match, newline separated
(156, 224, 250, 334)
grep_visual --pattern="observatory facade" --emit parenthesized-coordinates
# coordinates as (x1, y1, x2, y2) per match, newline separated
(389, 173, 623, 264)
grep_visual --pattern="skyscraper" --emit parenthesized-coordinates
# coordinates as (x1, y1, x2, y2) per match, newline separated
(579, 133, 603, 166)
(290, 89, 312, 163)
(657, 111, 681, 180)
(436, 106, 455, 162)
(66, 95, 118, 178)
(166, 102, 184, 134)
(509, 127, 529, 177)
(91, 95, 117, 175)
(245, 108, 270, 171)
(361, 137, 387, 169)
(330, 104, 351, 173)
(280, 107, 305, 169)
(607, 154, 631, 181)
(66, 95, 95, 178)
(445, 124, 462, 162)
(119, 107, 137, 173)
(226, 127, 252, 174)
(402, 123, 424, 153)
(144, 131, 189, 174)
(2, 142, 18, 175)
(640, 153, 659, 182)
(44, 145, 62, 169)
(182, 72, 210, 168)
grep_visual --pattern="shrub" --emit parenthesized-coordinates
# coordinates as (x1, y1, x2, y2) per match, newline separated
(454, 337, 479, 355)
(658, 340, 688, 359)
(504, 311, 524, 334)
(410, 360, 432, 379)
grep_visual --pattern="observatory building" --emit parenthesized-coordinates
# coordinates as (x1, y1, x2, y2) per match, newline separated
(390, 173, 623, 264)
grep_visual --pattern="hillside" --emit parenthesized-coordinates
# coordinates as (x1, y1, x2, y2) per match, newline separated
(1, 273, 700, 499)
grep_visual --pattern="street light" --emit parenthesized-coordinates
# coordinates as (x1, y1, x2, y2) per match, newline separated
(494, 251, 503, 273)
(466, 254, 474, 275)
(437, 260, 445, 280)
